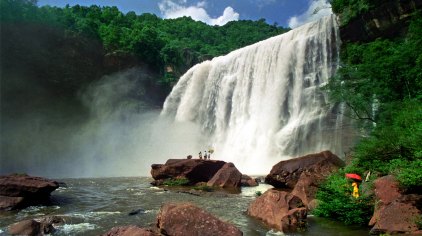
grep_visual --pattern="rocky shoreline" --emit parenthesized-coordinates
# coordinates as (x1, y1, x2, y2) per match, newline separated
(1, 150, 421, 235)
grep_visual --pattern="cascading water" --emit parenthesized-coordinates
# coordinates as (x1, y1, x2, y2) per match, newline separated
(161, 15, 355, 174)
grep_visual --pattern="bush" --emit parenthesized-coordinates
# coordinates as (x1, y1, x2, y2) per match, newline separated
(313, 172, 374, 225)
(389, 159, 422, 189)
(255, 191, 262, 197)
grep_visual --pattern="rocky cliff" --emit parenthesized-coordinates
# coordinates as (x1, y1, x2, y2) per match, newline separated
(339, 0, 422, 42)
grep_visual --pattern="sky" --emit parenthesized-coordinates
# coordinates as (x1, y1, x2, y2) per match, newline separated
(37, 0, 333, 28)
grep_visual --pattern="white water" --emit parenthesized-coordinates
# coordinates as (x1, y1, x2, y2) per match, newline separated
(162, 15, 354, 174)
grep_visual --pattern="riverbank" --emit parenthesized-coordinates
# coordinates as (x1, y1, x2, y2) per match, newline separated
(0, 177, 370, 235)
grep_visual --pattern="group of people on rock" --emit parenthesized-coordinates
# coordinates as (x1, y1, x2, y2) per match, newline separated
(198, 150, 212, 160)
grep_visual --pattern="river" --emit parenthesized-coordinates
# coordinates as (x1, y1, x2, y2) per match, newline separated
(0, 177, 369, 235)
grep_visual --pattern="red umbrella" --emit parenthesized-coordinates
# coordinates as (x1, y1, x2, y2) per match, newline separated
(345, 173, 362, 181)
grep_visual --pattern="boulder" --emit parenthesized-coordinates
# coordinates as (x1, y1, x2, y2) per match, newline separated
(265, 151, 344, 189)
(151, 159, 226, 185)
(241, 175, 258, 187)
(0, 174, 59, 211)
(369, 175, 422, 235)
(156, 203, 243, 236)
(207, 163, 242, 188)
(8, 216, 64, 235)
(247, 189, 307, 232)
(101, 226, 157, 236)
(0, 196, 25, 211)
(291, 171, 324, 207)
(8, 219, 42, 236)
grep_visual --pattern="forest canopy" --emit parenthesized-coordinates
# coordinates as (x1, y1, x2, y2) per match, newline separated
(1, 0, 288, 85)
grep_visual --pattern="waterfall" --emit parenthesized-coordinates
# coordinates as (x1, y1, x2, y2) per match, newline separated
(161, 15, 353, 174)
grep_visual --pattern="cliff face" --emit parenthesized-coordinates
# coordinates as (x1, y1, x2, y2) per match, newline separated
(339, 0, 422, 42)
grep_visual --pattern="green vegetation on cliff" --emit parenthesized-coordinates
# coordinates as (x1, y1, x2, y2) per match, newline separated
(1, 0, 288, 97)
(315, 10, 422, 225)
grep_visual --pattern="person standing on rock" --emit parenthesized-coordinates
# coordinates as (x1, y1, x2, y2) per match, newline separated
(204, 151, 207, 160)
(199, 151, 202, 160)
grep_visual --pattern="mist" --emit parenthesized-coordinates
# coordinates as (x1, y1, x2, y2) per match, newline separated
(0, 68, 202, 178)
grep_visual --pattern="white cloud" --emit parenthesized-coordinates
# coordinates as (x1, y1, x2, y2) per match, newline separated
(158, 0, 239, 26)
(287, 0, 332, 28)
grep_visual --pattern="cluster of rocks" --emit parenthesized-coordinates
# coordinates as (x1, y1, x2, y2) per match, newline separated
(151, 150, 422, 235)
(248, 150, 345, 232)
(0, 174, 59, 211)
(3, 150, 421, 235)
(149, 151, 345, 233)
(150, 159, 257, 189)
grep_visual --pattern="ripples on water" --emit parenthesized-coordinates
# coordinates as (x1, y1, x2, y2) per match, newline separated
(0, 177, 369, 235)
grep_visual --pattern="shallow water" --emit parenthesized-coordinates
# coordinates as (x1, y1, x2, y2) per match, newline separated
(0, 177, 369, 235)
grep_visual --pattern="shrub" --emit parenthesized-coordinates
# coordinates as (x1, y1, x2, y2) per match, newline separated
(313, 172, 374, 225)
(255, 191, 262, 197)
(163, 177, 190, 186)
(389, 159, 422, 190)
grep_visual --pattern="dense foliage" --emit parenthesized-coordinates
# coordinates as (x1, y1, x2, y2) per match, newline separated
(313, 172, 374, 225)
(329, 0, 384, 24)
(1, 0, 288, 93)
(317, 12, 422, 225)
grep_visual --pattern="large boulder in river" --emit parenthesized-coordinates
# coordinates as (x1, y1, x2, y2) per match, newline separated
(369, 175, 422, 235)
(247, 189, 307, 232)
(265, 151, 344, 189)
(151, 159, 226, 185)
(156, 202, 243, 236)
(207, 162, 242, 188)
(0, 174, 59, 211)
(101, 226, 157, 236)
(241, 175, 258, 187)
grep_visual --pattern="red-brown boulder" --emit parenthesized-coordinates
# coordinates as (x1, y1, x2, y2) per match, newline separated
(101, 226, 157, 236)
(156, 203, 243, 236)
(8, 216, 64, 235)
(207, 163, 242, 188)
(241, 175, 258, 187)
(265, 151, 344, 189)
(369, 175, 422, 235)
(8, 219, 42, 236)
(247, 189, 307, 232)
(0, 174, 59, 211)
(0, 174, 59, 197)
(151, 159, 226, 185)
(0, 196, 25, 211)
(291, 171, 325, 207)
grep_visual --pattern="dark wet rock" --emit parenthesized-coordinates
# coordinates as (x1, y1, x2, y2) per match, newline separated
(241, 175, 258, 187)
(369, 175, 422, 235)
(101, 225, 157, 236)
(8, 216, 64, 235)
(265, 150, 344, 189)
(156, 202, 243, 236)
(247, 189, 307, 232)
(151, 159, 226, 185)
(128, 208, 145, 216)
(207, 162, 242, 188)
(0, 174, 60, 211)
